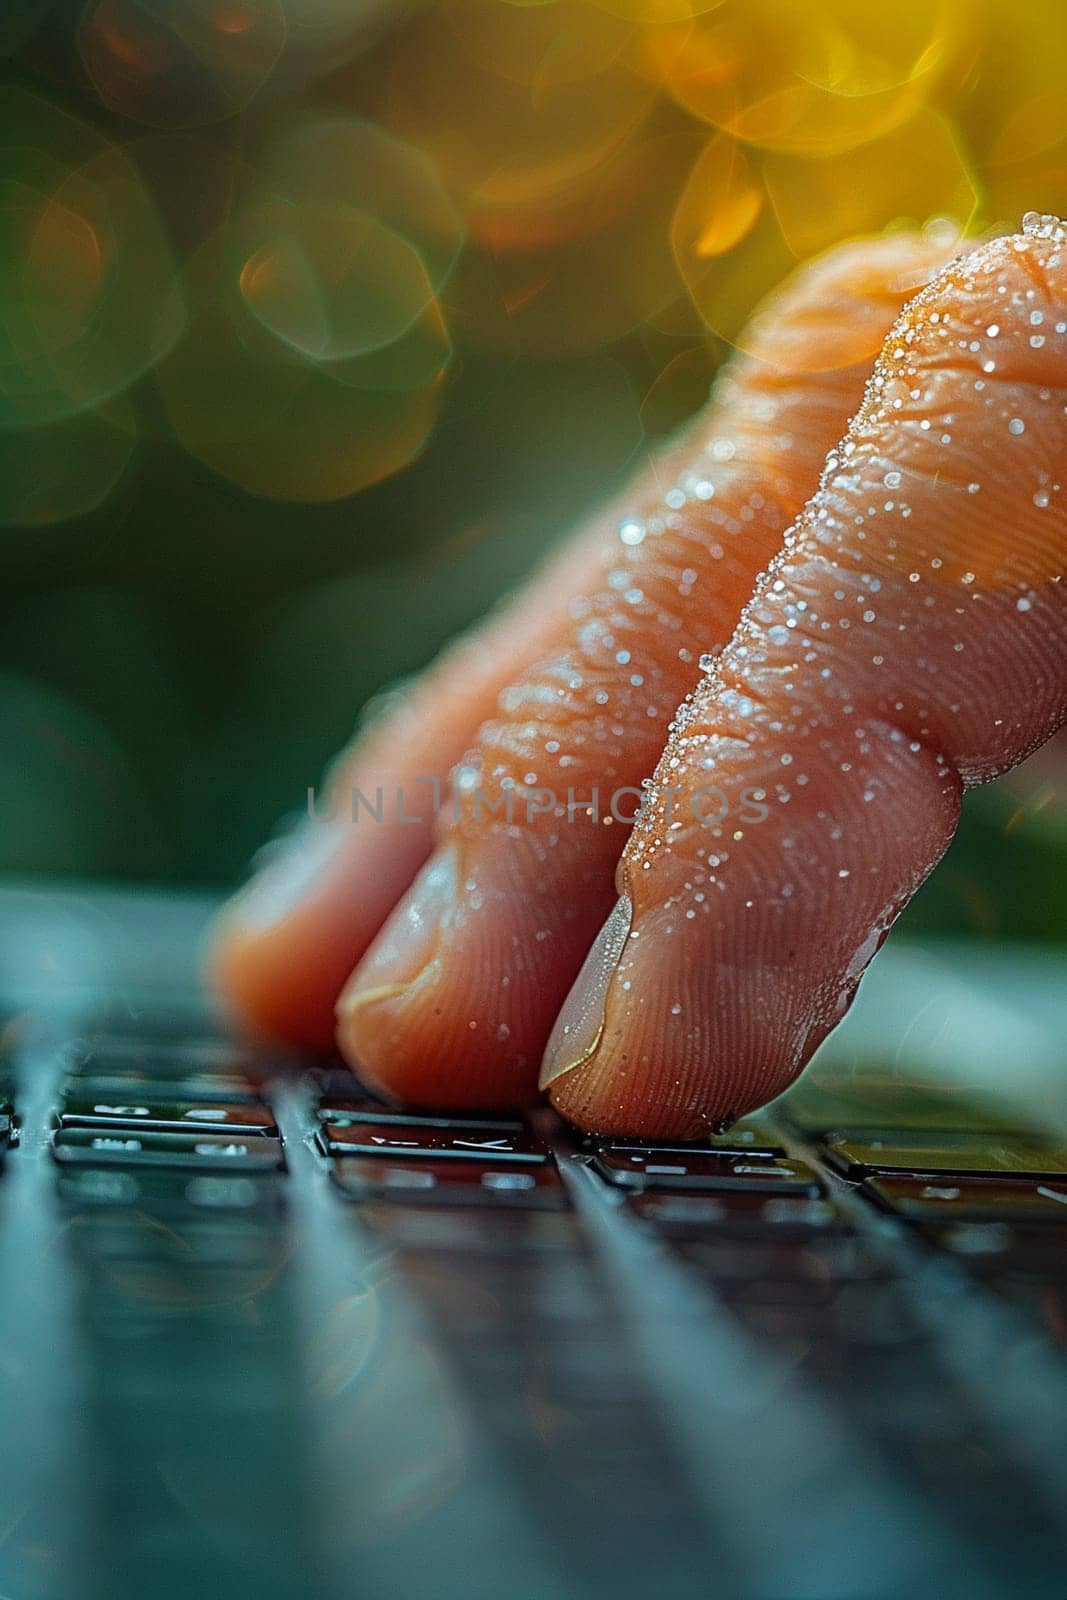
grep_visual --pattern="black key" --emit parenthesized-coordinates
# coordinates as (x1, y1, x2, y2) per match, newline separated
(705, 1119, 786, 1155)
(865, 1174, 1067, 1223)
(824, 1129, 1067, 1179)
(52, 1128, 284, 1173)
(330, 1155, 566, 1208)
(61, 1088, 277, 1136)
(317, 1119, 548, 1164)
(595, 1118, 785, 1159)
(593, 1148, 822, 1194)
(319, 1098, 523, 1133)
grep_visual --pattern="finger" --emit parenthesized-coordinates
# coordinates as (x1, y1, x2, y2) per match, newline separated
(544, 214, 1067, 1137)
(208, 530, 610, 1045)
(335, 228, 962, 1106)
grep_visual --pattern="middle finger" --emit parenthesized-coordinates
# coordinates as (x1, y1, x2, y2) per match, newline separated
(336, 228, 961, 1109)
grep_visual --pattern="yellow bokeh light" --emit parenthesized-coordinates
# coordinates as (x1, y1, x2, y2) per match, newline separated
(2, 0, 1065, 519)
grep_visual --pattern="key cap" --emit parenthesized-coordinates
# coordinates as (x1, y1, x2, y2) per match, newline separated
(330, 1155, 566, 1208)
(318, 1099, 523, 1133)
(824, 1130, 1067, 1179)
(52, 1128, 284, 1173)
(864, 1174, 1067, 1223)
(592, 1148, 822, 1194)
(593, 1118, 785, 1160)
(60, 1089, 277, 1135)
(317, 1120, 548, 1164)
(780, 1074, 1016, 1134)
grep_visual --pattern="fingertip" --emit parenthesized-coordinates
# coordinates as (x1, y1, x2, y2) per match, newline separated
(207, 815, 429, 1049)
(335, 830, 616, 1110)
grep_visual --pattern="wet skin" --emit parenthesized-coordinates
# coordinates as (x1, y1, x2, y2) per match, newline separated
(210, 216, 1067, 1138)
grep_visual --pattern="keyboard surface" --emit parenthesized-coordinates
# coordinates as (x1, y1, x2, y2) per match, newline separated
(2, 980, 1067, 1600)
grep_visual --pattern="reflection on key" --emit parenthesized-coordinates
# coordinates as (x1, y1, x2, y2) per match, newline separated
(630, 1192, 841, 1232)
(54, 1089, 312, 1599)
(61, 1088, 278, 1135)
(330, 1155, 566, 1208)
(864, 1174, 1067, 1222)
(52, 1127, 285, 1172)
(318, 1120, 548, 1164)
(600, 1119, 785, 1158)
(319, 1098, 523, 1132)
(593, 1148, 822, 1194)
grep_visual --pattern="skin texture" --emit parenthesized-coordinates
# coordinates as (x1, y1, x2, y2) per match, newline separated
(210, 218, 1067, 1134)
(547, 219, 1067, 1134)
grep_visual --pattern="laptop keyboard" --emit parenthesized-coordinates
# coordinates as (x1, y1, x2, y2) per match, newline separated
(22, 1020, 1063, 1333)
(1, 1008, 1063, 1597)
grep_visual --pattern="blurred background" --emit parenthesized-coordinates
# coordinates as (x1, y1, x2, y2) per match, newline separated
(1, 0, 1065, 944)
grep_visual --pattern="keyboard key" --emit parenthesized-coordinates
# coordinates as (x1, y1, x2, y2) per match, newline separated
(594, 1118, 785, 1160)
(52, 1128, 284, 1173)
(318, 1099, 523, 1133)
(779, 1073, 1016, 1134)
(864, 1174, 1067, 1223)
(317, 1120, 548, 1164)
(705, 1119, 786, 1155)
(330, 1155, 566, 1208)
(592, 1148, 822, 1194)
(60, 1089, 277, 1136)
(823, 1130, 1067, 1179)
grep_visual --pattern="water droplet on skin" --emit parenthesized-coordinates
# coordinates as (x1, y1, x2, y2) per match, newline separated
(1022, 210, 1067, 241)
(1009, 418, 1026, 436)
(1034, 489, 1050, 508)
(619, 518, 645, 546)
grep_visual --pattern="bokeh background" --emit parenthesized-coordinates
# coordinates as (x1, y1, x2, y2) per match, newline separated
(1, 0, 1066, 942)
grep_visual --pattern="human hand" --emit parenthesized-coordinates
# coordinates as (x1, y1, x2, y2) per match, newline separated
(209, 216, 1067, 1137)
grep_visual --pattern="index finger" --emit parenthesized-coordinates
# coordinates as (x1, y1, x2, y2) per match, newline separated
(544, 216, 1067, 1136)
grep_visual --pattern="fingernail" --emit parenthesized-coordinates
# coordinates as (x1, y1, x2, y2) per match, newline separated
(539, 894, 632, 1089)
(337, 841, 459, 1017)
(225, 817, 348, 930)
